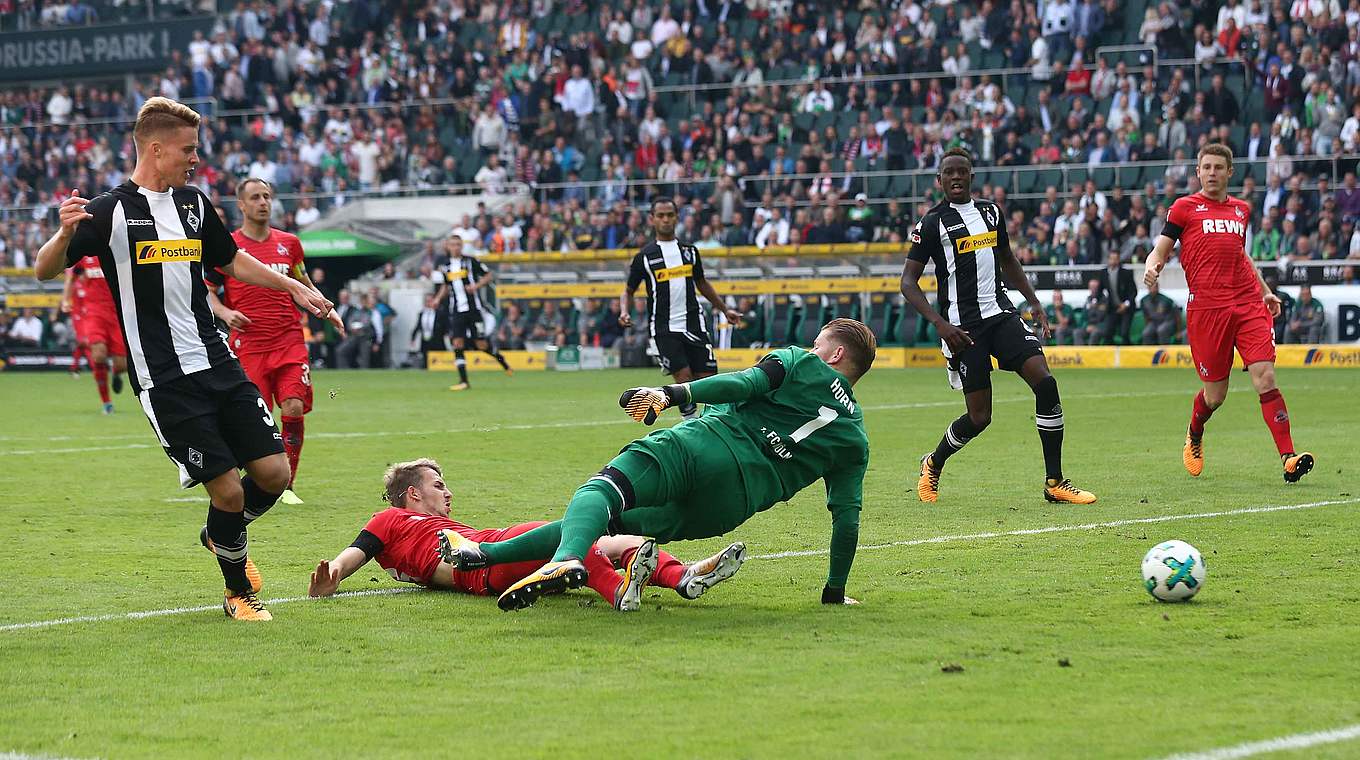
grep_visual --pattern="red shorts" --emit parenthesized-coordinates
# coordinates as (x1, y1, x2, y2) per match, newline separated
(76, 307, 126, 357)
(237, 342, 313, 413)
(1186, 302, 1276, 383)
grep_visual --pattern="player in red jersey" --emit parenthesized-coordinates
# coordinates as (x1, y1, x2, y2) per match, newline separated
(206, 178, 335, 504)
(1143, 144, 1314, 483)
(61, 254, 127, 413)
(306, 458, 748, 611)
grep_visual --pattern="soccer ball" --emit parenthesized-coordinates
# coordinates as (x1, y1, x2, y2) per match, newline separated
(1141, 540, 1206, 602)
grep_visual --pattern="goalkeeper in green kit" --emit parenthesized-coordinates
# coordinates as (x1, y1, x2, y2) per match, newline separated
(439, 318, 876, 611)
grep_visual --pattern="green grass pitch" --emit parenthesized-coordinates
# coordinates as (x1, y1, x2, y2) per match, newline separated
(1, 366, 1357, 759)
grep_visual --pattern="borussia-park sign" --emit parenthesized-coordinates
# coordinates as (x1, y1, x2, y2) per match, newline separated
(0, 16, 214, 82)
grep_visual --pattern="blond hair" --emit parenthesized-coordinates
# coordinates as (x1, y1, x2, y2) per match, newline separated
(821, 318, 878, 380)
(383, 458, 442, 507)
(133, 96, 201, 143)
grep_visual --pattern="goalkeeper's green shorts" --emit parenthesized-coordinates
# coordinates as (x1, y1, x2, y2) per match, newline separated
(605, 438, 755, 543)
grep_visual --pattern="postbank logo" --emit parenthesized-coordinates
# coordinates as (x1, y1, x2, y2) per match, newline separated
(136, 239, 202, 264)
(955, 230, 997, 254)
(655, 264, 694, 282)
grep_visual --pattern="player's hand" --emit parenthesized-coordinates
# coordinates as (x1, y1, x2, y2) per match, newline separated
(1030, 305, 1053, 340)
(220, 309, 252, 331)
(60, 298, 72, 315)
(466, 282, 478, 293)
(291, 284, 333, 317)
(618, 312, 633, 328)
(1142, 259, 1163, 289)
(936, 321, 974, 353)
(723, 308, 743, 324)
(619, 385, 686, 424)
(1264, 292, 1282, 318)
(57, 189, 93, 235)
(308, 560, 341, 597)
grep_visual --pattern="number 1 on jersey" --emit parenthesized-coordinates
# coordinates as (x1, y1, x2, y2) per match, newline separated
(789, 406, 838, 443)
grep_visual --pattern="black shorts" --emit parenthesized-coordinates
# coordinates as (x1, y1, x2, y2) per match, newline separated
(942, 312, 1045, 393)
(652, 331, 717, 376)
(448, 310, 485, 342)
(137, 362, 284, 489)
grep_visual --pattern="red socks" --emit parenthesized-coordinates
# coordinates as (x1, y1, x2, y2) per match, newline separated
(92, 361, 110, 404)
(583, 546, 622, 604)
(1189, 389, 1214, 438)
(1258, 389, 1295, 456)
(281, 416, 304, 487)
(652, 550, 686, 589)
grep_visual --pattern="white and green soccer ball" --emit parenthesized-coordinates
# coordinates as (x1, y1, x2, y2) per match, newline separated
(1142, 540, 1206, 602)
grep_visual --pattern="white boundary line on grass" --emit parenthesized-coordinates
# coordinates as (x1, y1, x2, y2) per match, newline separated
(0, 753, 96, 760)
(749, 497, 1360, 560)
(2, 496, 1355, 634)
(0, 387, 1273, 456)
(1156, 723, 1360, 760)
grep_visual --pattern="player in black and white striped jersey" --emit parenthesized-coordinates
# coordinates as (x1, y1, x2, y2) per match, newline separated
(34, 97, 342, 621)
(900, 148, 1096, 506)
(431, 235, 512, 390)
(619, 198, 743, 418)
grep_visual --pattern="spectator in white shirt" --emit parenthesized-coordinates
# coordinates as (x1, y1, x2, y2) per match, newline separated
(474, 155, 510, 194)
(801, 83, 835, 113)
(755, 208, 791, 248)
(349, 132, 382, 190)
(294, 197, 321, 227)
(8, 308, 43, 347)
(46, 87, 73, 125)
(560, 65, 596, 123)
(650, 6, 680, 47)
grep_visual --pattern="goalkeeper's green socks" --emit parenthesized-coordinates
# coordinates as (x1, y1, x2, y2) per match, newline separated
(480, 521, 562, 564)
(550, 479, 621, 562)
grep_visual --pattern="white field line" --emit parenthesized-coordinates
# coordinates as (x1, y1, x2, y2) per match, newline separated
(751, 498, 1360, 560)
(2, 497, 1355, 634)
(0, 753, 97, 760)
(1156, 723, 1360, 760)
(0, 387, 1270, 456)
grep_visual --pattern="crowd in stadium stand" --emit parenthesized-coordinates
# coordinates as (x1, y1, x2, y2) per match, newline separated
(3, 0, 1360, 353)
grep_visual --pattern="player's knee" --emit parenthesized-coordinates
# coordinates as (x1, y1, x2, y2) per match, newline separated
(1202, 387, 1228, 408)
(968, 410, 992, 430)
(279, 398, 304, 418)
(90, 345, 107, 363)
(1033, 374, 1060, 410)
(253, 456, 292, 493)
(1251, 367, 1277, 394)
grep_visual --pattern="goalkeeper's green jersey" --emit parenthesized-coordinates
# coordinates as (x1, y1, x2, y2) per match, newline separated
(632, 346, 869, 519)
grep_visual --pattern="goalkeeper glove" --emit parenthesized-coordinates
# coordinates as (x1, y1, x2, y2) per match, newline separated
(619, 384, 688, 425)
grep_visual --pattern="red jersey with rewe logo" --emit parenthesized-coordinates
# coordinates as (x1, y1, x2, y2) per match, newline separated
(360, 508, 545, 594)
(206, 228, 306, 353)
(1164, 192, 1260, 311)
(71, 255, 117, 314)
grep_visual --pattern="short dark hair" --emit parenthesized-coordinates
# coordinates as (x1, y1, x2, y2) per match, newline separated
(821, 318, 877, 380)
(235, 177, 272, 197)
(383, 458, 442, 507)
(1198, 143, 1233, 167)
(650, 197, 678, 213)
(941, 147, 974, 167)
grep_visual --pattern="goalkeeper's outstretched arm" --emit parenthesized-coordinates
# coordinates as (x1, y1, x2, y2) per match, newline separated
(620, 356, 786, 423)
(823, 459, 866, 606)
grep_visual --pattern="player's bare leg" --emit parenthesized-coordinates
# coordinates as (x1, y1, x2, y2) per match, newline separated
(1245, 361, 1314, 482)
(1019, 355, 1096, 504)
(278, 396, 306, 504)
(672, 366, 698, 418)
(1185, 378, 1227, 477)
(449, 336, 470, 390)
(919, 388, 990, 502)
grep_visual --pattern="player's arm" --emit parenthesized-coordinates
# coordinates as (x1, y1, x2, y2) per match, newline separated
(35, 190, 96, 281)
(619, 352, 787, 424)
(222, 252, 342, 330)
(60, 268, 77, 313)
(1144, 202, 1183, 288)
(620, 252, 645, 327)
(994, 218, 1051, 337)
(469, 260, 493, 292)
(823, 458, 867, 606)
(1248, 255, 1283, 317)
(694, 274, 743, 324)
(205, 285, 253, 331)
(308, 530, 382, 597)
(900, 216, 973, 352)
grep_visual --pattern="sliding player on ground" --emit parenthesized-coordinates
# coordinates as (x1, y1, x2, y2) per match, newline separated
(206, 177, 327, 505)
(62, 254, 127, 413)
(34, 97, 339, 622)
(619, 198, 743, 418)
(1142, 143, 1313, 482)
(440, 319, 874, 611)
(306, 458, 747, 611)
(901, 148, 1096, 505)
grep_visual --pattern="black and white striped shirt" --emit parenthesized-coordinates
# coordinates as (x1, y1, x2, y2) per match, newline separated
(907, 198, 1015, 327)
(627, 239, 708, 337)
(431, 254, 488, 315)
(65, 180, 238, 394)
